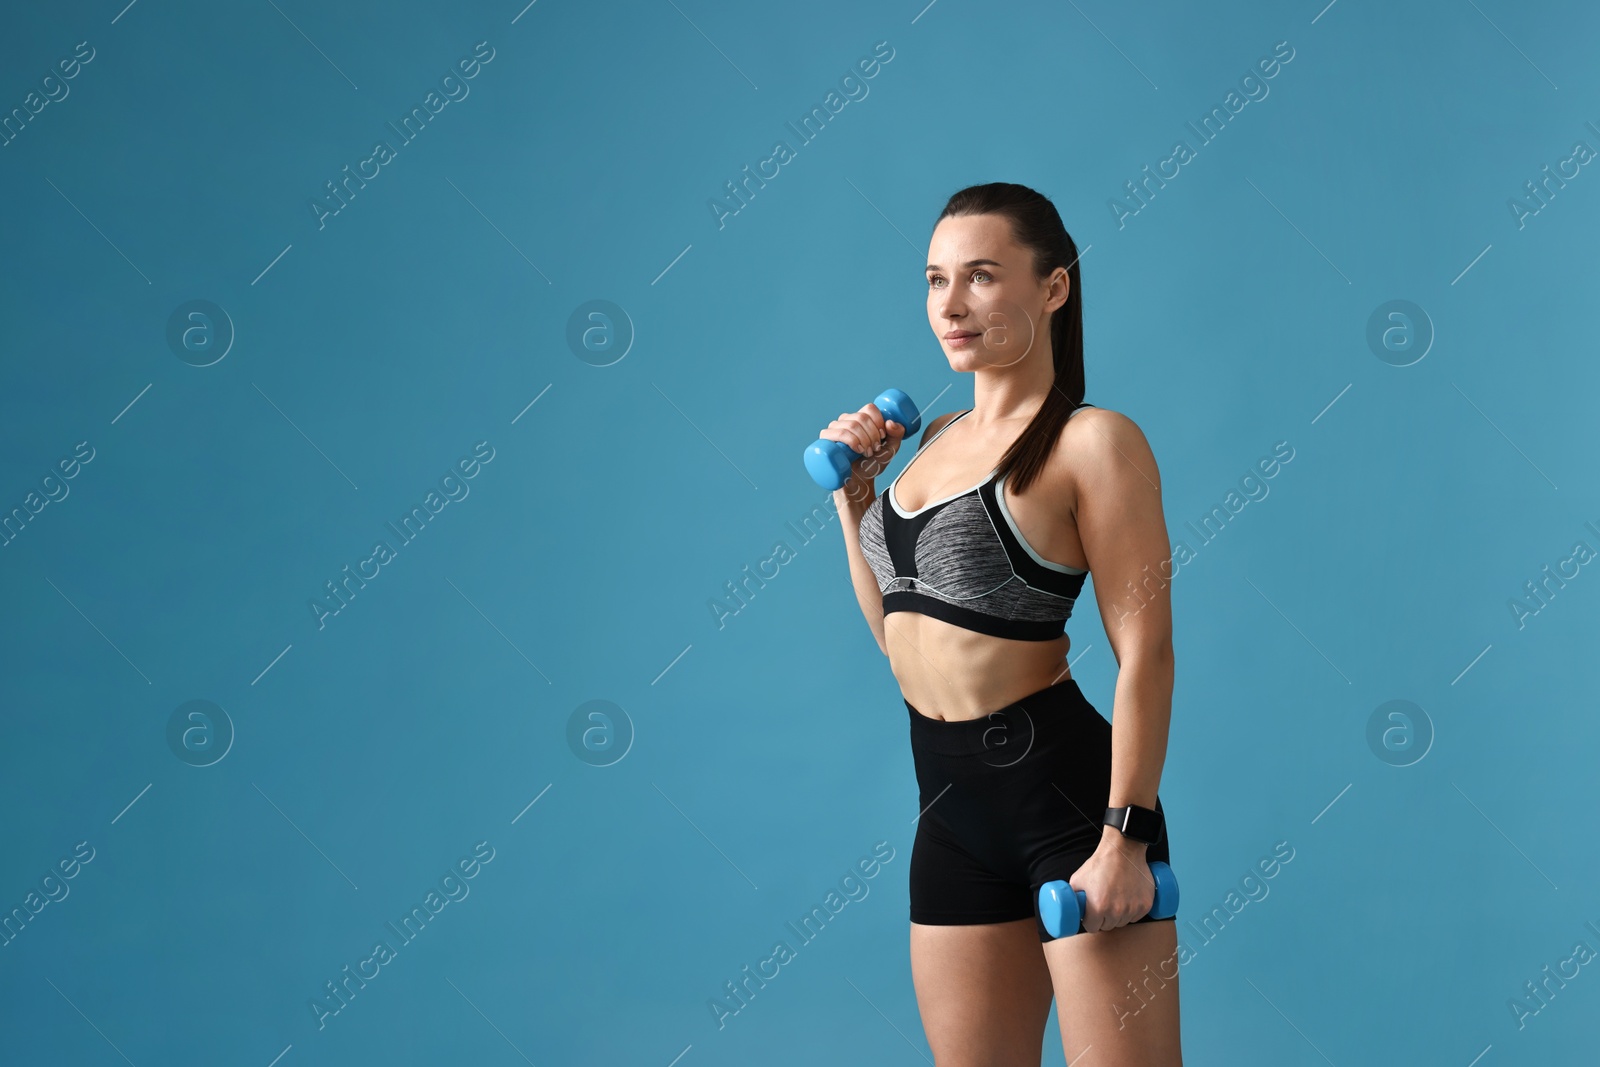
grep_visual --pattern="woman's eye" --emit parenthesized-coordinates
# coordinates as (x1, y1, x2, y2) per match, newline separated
(927, 272, 990, 287)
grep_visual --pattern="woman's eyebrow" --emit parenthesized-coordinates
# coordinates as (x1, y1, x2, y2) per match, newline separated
(925, 258, 1004, 271)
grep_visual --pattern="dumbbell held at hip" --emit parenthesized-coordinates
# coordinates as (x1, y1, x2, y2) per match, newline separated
(1038, 860, 1180, 939)
(802, 388, 923, 491)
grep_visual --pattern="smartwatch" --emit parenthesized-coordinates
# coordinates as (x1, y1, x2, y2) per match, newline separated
(1105, 804, 1163, 844)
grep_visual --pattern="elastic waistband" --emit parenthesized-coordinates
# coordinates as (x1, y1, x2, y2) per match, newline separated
(906, 678, 1087, 758)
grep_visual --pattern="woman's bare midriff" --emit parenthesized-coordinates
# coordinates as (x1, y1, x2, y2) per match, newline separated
(886, 616, 1072, 721)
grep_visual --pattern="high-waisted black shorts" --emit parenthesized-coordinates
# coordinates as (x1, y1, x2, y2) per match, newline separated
(907, 677, 1174, 942)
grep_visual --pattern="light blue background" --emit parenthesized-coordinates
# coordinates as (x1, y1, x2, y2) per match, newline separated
(2, 0, 1597, 1063)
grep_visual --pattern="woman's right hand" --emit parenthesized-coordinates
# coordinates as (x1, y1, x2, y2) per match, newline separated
(820, 403, 906, 504)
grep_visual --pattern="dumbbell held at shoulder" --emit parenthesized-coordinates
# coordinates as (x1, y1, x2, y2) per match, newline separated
(803, 387, 922, 494)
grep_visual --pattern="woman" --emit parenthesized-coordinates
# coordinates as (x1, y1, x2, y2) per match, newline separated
(823, 183, 1182, 1066)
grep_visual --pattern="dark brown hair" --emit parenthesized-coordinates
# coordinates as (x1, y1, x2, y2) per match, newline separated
(934, 182, 1086, 495)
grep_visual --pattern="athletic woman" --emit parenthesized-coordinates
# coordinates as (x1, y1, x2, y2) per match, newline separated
(822, 183, 1183, 1066)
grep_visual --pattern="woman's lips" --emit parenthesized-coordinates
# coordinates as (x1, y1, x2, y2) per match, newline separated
(946, 332, 978, 347)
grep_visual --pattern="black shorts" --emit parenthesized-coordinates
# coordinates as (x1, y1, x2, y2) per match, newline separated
(907, 677, 1174, 942)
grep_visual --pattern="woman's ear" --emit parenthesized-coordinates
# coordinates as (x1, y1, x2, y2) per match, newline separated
(1048, 267, 1071, 313)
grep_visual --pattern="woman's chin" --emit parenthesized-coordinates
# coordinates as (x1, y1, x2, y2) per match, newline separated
(942, 345, 998, 371)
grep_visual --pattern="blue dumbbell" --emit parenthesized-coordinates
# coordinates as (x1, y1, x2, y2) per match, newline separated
(803, 388, 923, 491)
(1038, 860, 1180, 939)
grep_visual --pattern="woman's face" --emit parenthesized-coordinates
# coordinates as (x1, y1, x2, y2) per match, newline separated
(925, 213, 1065, 371)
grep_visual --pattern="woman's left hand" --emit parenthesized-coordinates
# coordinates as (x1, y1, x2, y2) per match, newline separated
(1067, 830, 1155, 932)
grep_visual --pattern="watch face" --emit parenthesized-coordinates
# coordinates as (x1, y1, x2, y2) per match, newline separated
(1131, 810, 1162, 842)
(1111, 805, 1163, 843)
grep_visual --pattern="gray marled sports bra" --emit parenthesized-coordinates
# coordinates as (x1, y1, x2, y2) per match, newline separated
(857, 405, 1092, 641)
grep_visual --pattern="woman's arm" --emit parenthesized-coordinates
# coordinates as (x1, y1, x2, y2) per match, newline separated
(834, 410, 963, 656)
(1068, 407, 1176, 924)
(1076, 408, 1174, 821)
(835, 485, 889, 655)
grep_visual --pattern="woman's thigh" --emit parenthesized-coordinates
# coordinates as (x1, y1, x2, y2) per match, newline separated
(909, 918, 1054, 1067)
(1043, 918, 1183, 1066)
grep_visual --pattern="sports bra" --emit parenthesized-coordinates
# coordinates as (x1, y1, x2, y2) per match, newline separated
(857, 404, 1093, 641)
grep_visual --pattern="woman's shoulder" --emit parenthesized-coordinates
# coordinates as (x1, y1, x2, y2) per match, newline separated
(1057, 402, 1160, 482)
(916, 409, 967, 449)
(1067, 401, 1145, 441)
